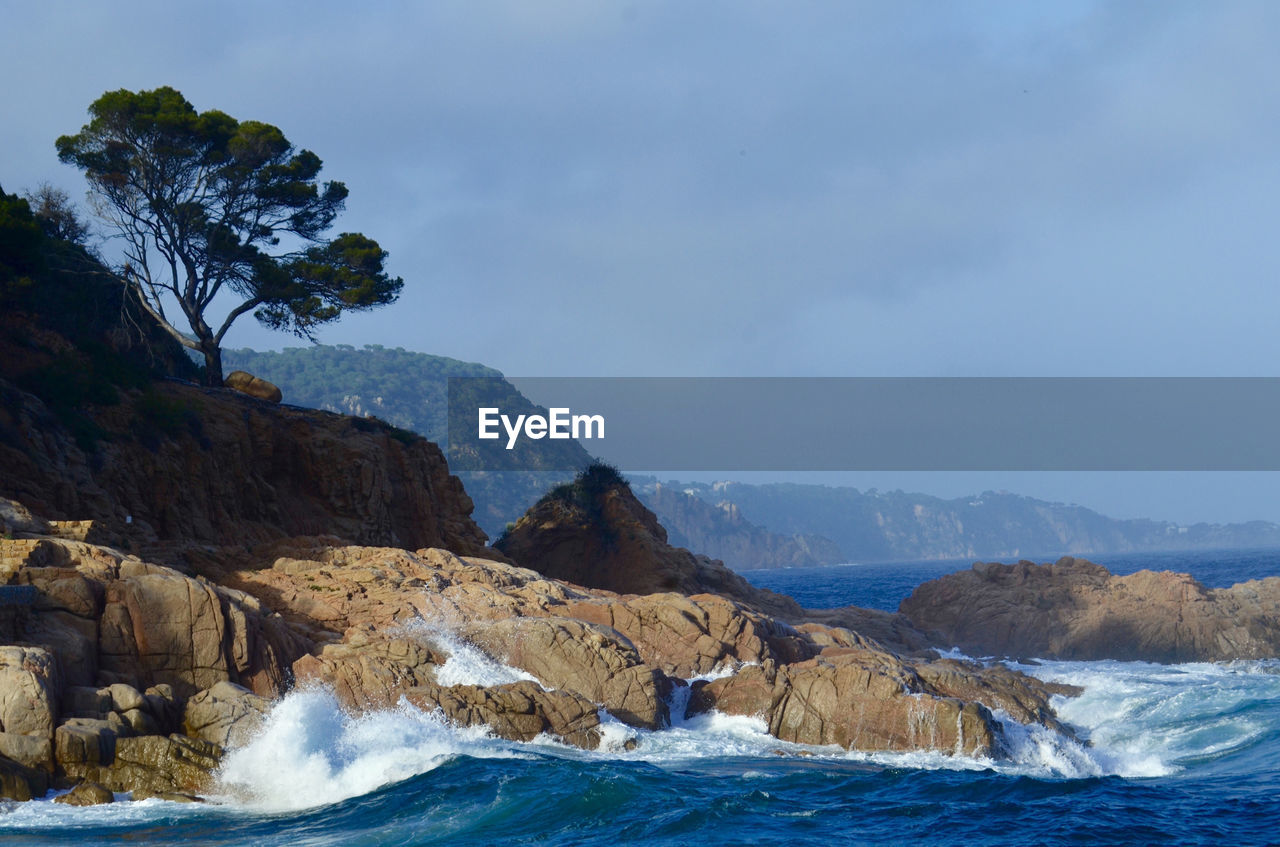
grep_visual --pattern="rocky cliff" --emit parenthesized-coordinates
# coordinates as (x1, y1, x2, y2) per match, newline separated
(900, 556, 1280, 663)
(0, 372, 488, 556)
(0, 504, 1079, 801)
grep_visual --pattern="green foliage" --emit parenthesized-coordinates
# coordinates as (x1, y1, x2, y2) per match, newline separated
(224, 344, 502, 443)
(56, 86, 403, 384)
(537, 462, 629, 510)
(0, 190, 45, 299)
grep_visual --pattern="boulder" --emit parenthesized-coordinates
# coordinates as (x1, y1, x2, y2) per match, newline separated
(0, 755, 50, 801)
(55, 719, 118, 768)
(0, 731, 53, 773)
(58, 733, 221, 797)
(692, 650, 999, 756)
(0, 497, 50, 536)
(0, 646, 60, 738)
(224, 371, 282, 404)
(405, 680, 603, 749)
(98, 571, 230, 697)
(493, 470, 804, 618)
(183, 681, 271, 750)
(566, 592, 815, 679)
(292, 636, 445, 712)
(467, 617, 671, 729)
(55, 781, 114, 806)
(106, 683, 146, 713)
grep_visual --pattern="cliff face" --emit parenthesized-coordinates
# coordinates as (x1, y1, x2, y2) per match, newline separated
(0, 375, 489, 556)
(639, 483, 844, 570)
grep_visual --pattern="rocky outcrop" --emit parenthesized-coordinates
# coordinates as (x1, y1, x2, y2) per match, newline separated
(491, 470, 937, 658)
(223, 370, 282, 404)
(693, 651, 1000, 755)
(57, 732, 221, 799)
(494, 468, 806, 620)
(54, 780, 114, 805)
(183, 682, 271, 750)
(900, 556, 1280, 663)
(0, 503, 1077, 799)
(468, 617, 671, 729)
(0, 375, 489, 556)
(406, 681, 604, 750)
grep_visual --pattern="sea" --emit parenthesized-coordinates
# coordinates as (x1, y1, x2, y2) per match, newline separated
(4, 548, 1280, 846)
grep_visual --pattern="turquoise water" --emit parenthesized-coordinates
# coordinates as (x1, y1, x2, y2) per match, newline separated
(4, 550, 1280, 845)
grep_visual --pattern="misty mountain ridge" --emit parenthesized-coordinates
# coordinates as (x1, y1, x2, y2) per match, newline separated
(660, 480, 1280, 565)
(225, 345, 1280, 568)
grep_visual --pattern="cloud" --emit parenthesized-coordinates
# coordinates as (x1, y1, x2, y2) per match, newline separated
(4, 0, 1278, 379)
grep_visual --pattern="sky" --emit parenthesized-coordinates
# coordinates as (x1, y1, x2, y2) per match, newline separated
(5, 1, 1280, 524)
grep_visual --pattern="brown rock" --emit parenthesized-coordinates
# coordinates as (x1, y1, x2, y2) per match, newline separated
(0, 497, 50, 536)
(0, 731, 53, 772)
(405, 680, 603, 749)
(901, 556, 1280, 662)
(293, 636, 444, 712)
(0, 646, 60, 738)
(224, 371, 283, 404)
(468, 617, 670, 729)
(0, 755, 50, 801)
(59, 733, 221, 797)
(55, 780, 114, 805)
(55, 720, 117, 768)
(106, 683, 146, 713)
(494, 469, 803, 618)
(694, 649, 1000, 756)
(0, 376, 491, 556)
(566, 592, 815, 679)
(183, 682, 271, 750)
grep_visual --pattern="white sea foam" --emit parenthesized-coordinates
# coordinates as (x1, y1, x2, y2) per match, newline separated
(215, 687, 523, 811)
(425, 627, 542, 688)
(1016, 657, 1280, 778)
(8, 650, 1279, 824)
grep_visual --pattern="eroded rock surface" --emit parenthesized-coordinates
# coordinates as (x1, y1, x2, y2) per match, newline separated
(901, 556, 1280, 662)
(0, 506, 1077, 799)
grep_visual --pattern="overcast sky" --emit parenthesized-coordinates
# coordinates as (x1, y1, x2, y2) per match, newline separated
(5, 1, 1280, 524)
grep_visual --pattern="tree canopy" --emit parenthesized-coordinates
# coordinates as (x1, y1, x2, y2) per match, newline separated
(57, 86, 403, 385)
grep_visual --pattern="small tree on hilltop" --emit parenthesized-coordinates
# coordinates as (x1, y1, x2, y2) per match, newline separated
(57, 86, 403, 385)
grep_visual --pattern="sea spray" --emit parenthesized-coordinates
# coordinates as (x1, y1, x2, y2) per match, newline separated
(1020, 657, 1280, 776)
(392, 619, 544, 689)
(215, 687, 523, 812)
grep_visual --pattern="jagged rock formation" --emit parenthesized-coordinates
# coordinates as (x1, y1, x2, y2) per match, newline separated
(0, 508, 1075, 799)
(493, 468, 934, 655)
(900, 556, 1280, 663)
(493, 467, 807, 620)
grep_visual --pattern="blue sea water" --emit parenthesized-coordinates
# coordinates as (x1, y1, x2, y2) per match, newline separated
(4, 549, 1280, 846)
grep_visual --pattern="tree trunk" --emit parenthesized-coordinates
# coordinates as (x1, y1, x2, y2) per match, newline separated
(201, 343, 224, 387)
